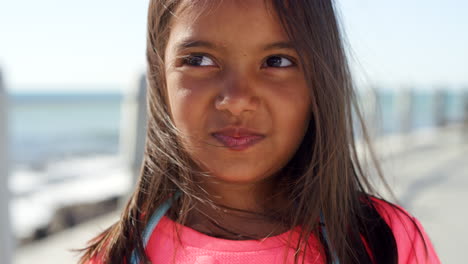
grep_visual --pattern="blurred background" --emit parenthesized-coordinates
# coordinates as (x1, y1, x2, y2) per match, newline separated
(1, 0, 467, 263)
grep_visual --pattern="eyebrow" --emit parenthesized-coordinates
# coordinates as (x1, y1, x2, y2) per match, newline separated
(262, 41, 296, 51)
(174, 38, 296, 53)
(175, 39, 219, 53)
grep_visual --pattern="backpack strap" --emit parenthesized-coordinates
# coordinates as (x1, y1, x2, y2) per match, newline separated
(130, 192, 181, 264)
(320, 212, 340, 264)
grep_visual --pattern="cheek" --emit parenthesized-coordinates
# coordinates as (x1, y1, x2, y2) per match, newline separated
(166, 73, 214, 140)
(266, 77, 311, 143)
(266, 76, 311, 118)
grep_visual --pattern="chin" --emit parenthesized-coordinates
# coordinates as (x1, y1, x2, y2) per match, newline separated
(207, 167, 273, 185)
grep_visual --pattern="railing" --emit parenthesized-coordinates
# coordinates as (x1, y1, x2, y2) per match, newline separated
(0, 67, 13, 264)
(120, 73, 148, 183)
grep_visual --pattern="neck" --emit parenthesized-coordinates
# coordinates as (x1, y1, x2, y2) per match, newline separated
(204, 178, 273, 212)
(181, 176, 289, 240)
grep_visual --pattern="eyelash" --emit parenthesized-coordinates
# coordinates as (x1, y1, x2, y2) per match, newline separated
(180, 53, 297, 68)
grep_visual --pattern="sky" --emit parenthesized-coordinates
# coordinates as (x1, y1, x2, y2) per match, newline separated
(0, 0, 467, 93)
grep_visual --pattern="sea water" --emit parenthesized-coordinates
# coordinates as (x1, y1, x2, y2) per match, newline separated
(7, 92, 129, 239)
(10, 92, 121, 167)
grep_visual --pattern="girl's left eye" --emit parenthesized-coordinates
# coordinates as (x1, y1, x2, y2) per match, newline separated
(262, 56, 294, 68)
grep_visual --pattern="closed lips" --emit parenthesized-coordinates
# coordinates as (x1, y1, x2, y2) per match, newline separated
(211, 127, 264, 137)
(212, 134, 264, 143)
(211, 128, 265, 150)
(212, 134, 264, 150)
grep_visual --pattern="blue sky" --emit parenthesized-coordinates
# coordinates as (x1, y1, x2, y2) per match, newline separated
(0, 0, 467, 93)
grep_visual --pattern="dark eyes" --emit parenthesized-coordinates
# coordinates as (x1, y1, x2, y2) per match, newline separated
(181, 54, 295, 68)
(263, 56, 294, 68)
(182, 55, 216, 67)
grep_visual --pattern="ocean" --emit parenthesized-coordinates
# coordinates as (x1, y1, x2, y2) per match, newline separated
(6, 92, 129, 239)
(10, 93, 122, 168)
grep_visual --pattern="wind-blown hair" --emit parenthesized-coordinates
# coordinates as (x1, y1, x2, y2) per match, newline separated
(79, 0, 426, 263)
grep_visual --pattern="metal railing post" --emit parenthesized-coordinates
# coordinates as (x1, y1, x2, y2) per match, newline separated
(397, 87, 414, 134)
(0, 67, 13, 264)
(119, 73, 147, 186)
(463, 89, 468, 142)
(433, 89, 448, 127)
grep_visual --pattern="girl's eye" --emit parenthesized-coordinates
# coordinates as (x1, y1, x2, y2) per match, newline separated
(182, 54, 216, 67)
(263, 56, 294, 68)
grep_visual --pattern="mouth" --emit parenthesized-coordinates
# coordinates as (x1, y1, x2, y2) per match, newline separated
(212, 133, 265, 151)
(211, 127, 265, 151)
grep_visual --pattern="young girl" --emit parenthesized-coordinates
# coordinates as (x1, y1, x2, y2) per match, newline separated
(80, 0, 440, 263)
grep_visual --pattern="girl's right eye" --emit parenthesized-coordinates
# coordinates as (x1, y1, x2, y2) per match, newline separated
(182, 54, 216, 67)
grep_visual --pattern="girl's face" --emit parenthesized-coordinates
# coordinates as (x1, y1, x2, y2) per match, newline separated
(164, 0, 311, 185)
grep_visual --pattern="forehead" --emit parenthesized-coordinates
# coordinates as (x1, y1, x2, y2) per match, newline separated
(175, 0, 274, 18)
(167, 0, 289, 51)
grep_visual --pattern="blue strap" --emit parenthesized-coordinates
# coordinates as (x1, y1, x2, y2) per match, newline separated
(130, 192, 181, 264)
(320, 212, 340, 264)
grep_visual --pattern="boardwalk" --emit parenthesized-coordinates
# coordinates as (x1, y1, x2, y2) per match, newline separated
(14, 124, 468, 263)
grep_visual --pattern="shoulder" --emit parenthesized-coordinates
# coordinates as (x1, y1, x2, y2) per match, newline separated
(368, 197, 417, 231)
(368, 196, 441, 264)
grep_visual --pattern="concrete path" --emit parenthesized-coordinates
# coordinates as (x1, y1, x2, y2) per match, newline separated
(14, 212, 118, 264)
(14, 124, 468, 263)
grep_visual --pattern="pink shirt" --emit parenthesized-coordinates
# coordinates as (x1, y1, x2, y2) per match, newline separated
(144, 199, 441, 264)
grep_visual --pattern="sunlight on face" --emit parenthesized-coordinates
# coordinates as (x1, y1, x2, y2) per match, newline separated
(164, 0, 311, 184)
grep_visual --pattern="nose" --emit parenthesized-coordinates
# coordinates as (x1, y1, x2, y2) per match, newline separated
(214, 71, 259, 117)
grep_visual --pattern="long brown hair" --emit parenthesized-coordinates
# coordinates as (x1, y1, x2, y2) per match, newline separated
(80, 0, 406, 263)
